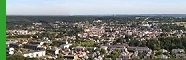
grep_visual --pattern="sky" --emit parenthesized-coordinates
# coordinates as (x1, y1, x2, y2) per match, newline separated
(6, 0, 186, 15)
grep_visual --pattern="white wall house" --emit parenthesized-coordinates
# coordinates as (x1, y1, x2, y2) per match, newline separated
(172, 49, 185, 53)
(60, 44, 72, 49)
(47, 49, 60, 55)
(6, 47, 14, 55)
(23, 50, 46, 58)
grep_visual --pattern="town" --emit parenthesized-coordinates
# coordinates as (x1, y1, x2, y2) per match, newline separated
(6, 15, 186, 60)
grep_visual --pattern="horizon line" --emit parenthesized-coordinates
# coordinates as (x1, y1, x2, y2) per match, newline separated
(6, 13, 186, 16)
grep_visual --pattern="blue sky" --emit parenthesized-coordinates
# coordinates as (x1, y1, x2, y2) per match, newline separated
(6, 0, 186, 15)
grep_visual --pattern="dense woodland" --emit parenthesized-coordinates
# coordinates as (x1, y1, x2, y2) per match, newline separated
(6, 16, 186, 29)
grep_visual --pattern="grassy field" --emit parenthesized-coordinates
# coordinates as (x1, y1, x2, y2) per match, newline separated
(175, 22, 186, 26)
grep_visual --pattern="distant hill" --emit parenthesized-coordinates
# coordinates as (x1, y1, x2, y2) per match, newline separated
(136, 14, 186, 17)
(70, 14, 186, 17)
(109, 14, 186, 17)
(7, 14, 186, 17)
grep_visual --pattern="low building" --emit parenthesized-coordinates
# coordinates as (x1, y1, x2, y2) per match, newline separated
(6, 47, 14, 55)
(23, 44, 44, 50)
(172, 49, 185, 53)
(159, 49, 168, 53)
(128, 47, 151, 53)
(46, 49, 60, 55)
(6, 40, 17, 45)
(23, 50, 46, 58)
(9, 43, 21, 48)
(100, 46, 108, 51)
(104, 58, 112, 60)
(106, 44, 129, 49)
(63, 55, 79, 60)
(29, 41, 44, 45)
(73, 46, 85, 52)
(176, 54, 186, 58)
(116, 58, 123, 60)
(60, 44, 72, 49)
(85, 47, 97, 52)
(157, 54, 168, 59)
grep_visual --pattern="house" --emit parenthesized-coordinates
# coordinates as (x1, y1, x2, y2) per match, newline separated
(128, 47, 152, 53)
(60, 44, 72, 49)
(92, 51, 101, 58)
(6, 47, 14, 55)
(110, 48, 127, 52)
(43, 37, 49, 41)
(60, 40, 72, 49)
(100, 46, 108, 51)
(9, 43, 21, 48)
(106, 44, 129, 48)
(176, 54, 186, 58)
(116, 58, 123, 60)
(119, 52, 130, 59)
(157, 54, 168, 59)
(23, 50, 46, 58)
(172, 49, 185, 53)
(46, 49, 60, 55)
(85, 47, 97, 52)
(63, 55, 79, 60)
(29, 41, 44, 45)
(6, 40, 17, 45)
(159, 49, 168, 53)
(77, 51, 87, 58)
(23, 44, 44, 50)
(94, 56, 103, 60)
(131, 51, 139, 59)
(73, 46, 85, 52)
(104, 58, 112, 60)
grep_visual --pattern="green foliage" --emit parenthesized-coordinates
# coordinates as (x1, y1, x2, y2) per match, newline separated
(88, 57, 94, 60)
(147, 39, 160, 50)
(75, 40, 95, 47)
(50, 41, 66, 46)
(129, 40, 146, 47)
(100, 48, 106, 55)
(114, 38, 126, 44)
(138, 52, 146, 59)
(155, 51, 163, 56)
(159, 37, 186, 51)
(108, 51, 119, 59)
(107, 49, 121, 59)
(129, 37, 186, 51)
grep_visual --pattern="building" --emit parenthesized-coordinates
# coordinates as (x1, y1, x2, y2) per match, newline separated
(9, 43, 21, 48)
(85, 47, 97, 52)
(63, 55, 79, 60)
(73, 46, 85, 52)
(60, 44, 72, 49)
(6, 47, 14, 55)
(176, 54, 186, 58)
(23, 50, 46, 58)
(128, 47, 152, 53)
(46, 49, 60, 55)
(159, 49, 168, 53)
(23, 44, 44, 50)
(172, 49, 185, 53)
(157, 54, 168, 59)
(6, 40, 17, 45)
(100, 46, 108, 51)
